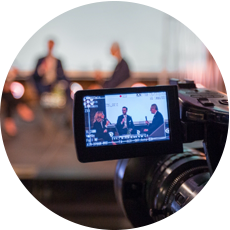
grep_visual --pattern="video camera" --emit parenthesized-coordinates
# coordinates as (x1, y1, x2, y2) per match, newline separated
(73, 80, 228, 227)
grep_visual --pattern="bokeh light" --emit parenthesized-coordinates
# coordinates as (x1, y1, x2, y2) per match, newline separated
(10, 82, 25, 99)
(131, 83, 147, 88)
(70, 82, 83, 99)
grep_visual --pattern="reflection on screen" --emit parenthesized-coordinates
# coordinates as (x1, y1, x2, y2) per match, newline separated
(84, 92, 170, 147)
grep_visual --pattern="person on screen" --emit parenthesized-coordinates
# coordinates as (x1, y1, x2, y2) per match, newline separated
(95, 42, 131, 88)
(32, 39, 70, 98)
(116, 106, 135, 135)
(144, 104, 164, 135)
(92, 111, 111, 141)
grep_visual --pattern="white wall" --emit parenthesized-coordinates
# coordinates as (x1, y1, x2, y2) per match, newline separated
(105, 92, 168, 124)
(12, 2, 206, 73)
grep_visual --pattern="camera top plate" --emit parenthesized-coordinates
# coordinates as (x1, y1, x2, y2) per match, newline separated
(178, 88, 228, 125)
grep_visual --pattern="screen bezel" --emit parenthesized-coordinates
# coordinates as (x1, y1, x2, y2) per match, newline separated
(73, 85, 183, 162)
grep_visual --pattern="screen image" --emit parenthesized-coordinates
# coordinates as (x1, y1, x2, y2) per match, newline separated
(84, 91, 170, 147)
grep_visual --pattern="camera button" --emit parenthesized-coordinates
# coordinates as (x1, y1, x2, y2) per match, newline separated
(219, 99, 228, 105)
(197, 98, 214, 106)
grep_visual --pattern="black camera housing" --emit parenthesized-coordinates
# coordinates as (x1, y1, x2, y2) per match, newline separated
(174, 79, 229, 174)
(73, 81, 228, 227)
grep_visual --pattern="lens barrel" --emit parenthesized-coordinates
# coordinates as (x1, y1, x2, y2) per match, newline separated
(114, 147, 210, 227)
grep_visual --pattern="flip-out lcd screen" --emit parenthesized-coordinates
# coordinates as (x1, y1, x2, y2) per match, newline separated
(84, 91, 170, 147)
(73, 86, 183, 162)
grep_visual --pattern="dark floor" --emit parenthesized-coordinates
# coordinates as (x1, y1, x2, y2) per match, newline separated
(2, 106, 133, 229)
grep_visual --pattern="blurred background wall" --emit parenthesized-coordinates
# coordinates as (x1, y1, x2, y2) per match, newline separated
(12, 2, 225, 92)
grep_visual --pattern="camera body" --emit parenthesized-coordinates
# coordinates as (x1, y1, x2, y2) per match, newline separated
(73, 80, 228, 227)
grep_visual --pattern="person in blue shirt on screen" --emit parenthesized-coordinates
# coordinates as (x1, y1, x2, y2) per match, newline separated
(144, 104, 164, 135)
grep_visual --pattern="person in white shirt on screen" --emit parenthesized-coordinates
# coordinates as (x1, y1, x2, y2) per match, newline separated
(116, 106, 134, 135)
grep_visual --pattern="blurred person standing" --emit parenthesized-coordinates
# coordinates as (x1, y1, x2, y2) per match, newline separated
(32, 39, 70, 98)
(96, 42, 131, 88)
(1, 68, 34, 136)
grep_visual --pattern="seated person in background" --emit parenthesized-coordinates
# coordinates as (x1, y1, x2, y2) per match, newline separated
(94, 42, 131, 88)
(32, 39, 70, 99)
(87, 69, 104, 90)
(144, 104, 164, 135)
(2, 68, 34, 136)
(116, 106, 135, 135)
(92, 111, 111, 141)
